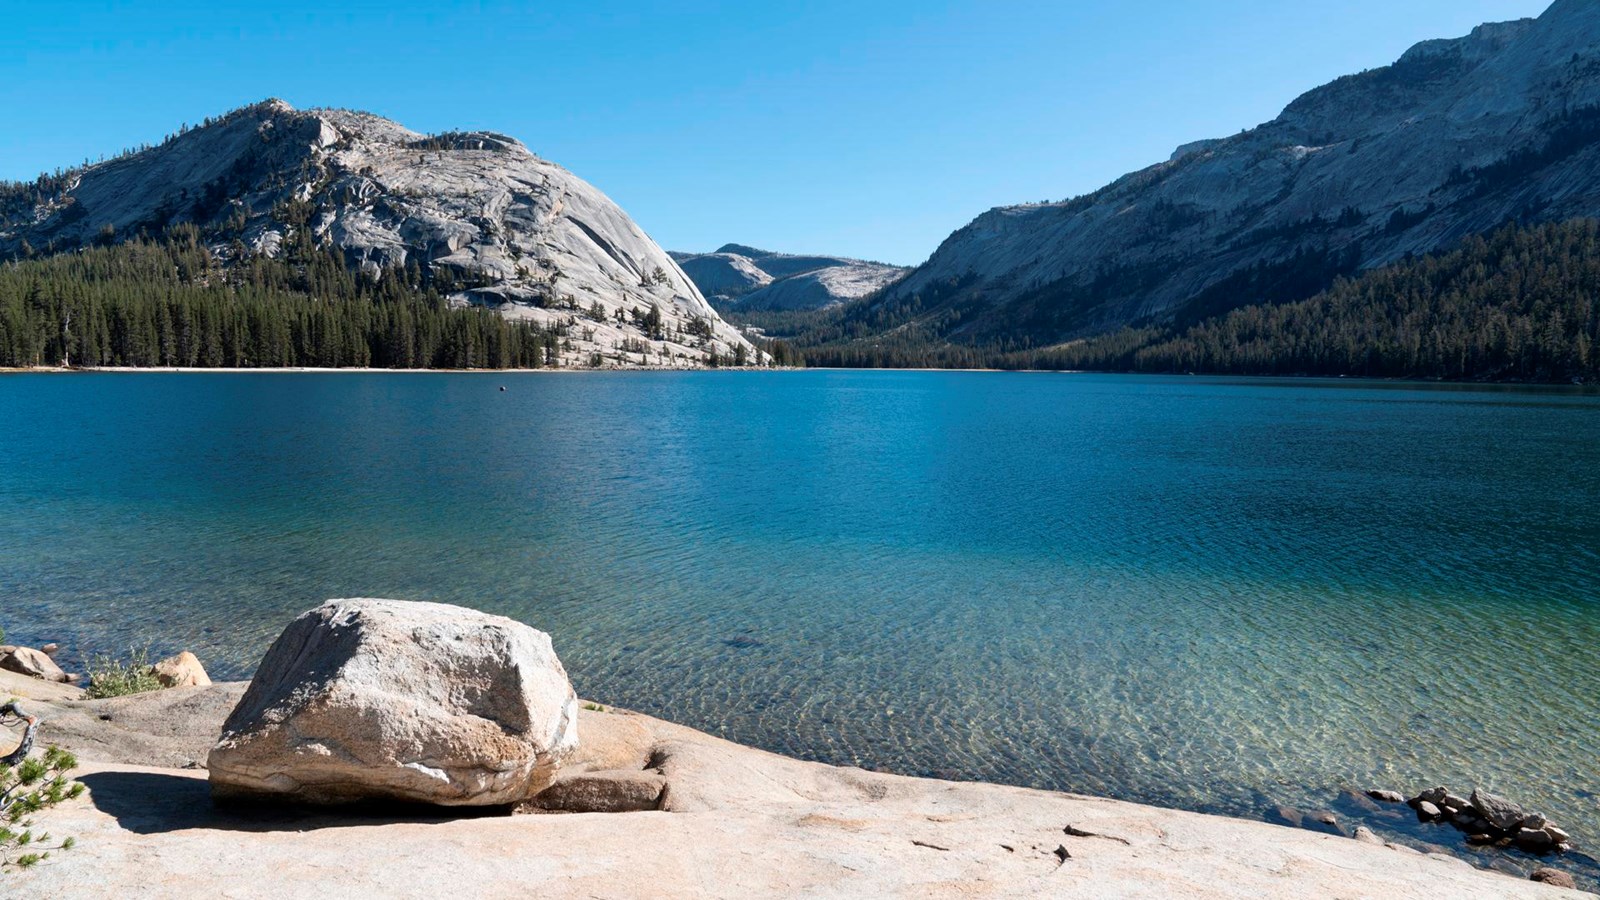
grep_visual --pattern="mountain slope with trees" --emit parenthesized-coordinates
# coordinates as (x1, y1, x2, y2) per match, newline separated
(810, 0, 1600, 361)
(0, 225, 756, 370)
(0, 100, 762, 369)
(773, 219, 1600, 383)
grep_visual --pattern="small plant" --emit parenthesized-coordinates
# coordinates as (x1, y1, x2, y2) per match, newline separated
(2, 704, 83, 872)
(581, 702, 607, 713)
(84, 647, 164, 699)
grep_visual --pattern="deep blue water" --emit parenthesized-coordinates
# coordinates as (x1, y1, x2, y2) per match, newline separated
(3, 370, 1599, 872)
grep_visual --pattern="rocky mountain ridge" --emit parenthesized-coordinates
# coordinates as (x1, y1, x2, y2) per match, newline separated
(672, 244, 907, 311)
(0, 100, 760, 368)
(864, 0, 1600, 348)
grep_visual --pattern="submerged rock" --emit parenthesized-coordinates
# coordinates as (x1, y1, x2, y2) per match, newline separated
(1266, 805, 1304, 828)
(1366, 789, 1406, 804)
(208, 598, 579, 807)
(1530, 868, 1577, 889)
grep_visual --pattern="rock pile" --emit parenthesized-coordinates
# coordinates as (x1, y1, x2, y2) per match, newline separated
(1367, 786, 1574, 854)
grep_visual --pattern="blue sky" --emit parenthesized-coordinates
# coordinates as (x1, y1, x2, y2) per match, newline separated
(1, 1, 1555, 265)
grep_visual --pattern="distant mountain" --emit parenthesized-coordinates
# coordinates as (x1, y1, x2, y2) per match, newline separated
(0, 100, 759, 367)
(822, 0, 1600, 356)
(673, 244, 907, 311)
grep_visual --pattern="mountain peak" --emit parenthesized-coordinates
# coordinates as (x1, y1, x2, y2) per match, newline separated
(0, 103, 760, 367)
(865, 1, 1600, 348)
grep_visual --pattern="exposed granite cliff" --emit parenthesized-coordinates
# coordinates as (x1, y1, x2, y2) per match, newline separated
(874, 0, 1600, 345)
(0, 100, 758, 367)
(674, 244, 907, 311)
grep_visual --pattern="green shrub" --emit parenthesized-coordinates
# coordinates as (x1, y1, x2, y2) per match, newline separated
(2, 726, 82, 871)
(84, 647, 164, 699)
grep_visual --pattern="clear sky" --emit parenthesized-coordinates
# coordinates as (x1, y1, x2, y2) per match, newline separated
(1, 1, 1555, 265)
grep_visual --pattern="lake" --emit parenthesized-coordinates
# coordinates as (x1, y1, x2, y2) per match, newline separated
(3, 370, 1598, 868)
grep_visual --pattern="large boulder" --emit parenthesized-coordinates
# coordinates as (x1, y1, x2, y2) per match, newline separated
(208, 599, 579, 807)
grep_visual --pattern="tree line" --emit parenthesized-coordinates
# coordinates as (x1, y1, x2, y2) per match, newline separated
(0, 225, 564, 370)
(1012, 219, 1600, 382)
(738, 219, 1600, 382)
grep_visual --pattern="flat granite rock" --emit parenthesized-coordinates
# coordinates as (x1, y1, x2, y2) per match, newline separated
(6, 684, 1594, 899)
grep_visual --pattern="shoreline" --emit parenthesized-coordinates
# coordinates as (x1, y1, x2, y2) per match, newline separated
(0, 667, 1589, 897)
(2, 365, 1595, 389)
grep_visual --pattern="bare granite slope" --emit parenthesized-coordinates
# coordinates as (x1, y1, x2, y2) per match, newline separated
(0, 100, 758, 367)
(876, 0, 1600, 343)
(1, 670, 1588, 899)
(675, 244, 908, 311)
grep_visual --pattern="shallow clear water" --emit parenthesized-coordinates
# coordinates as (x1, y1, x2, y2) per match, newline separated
(3, 371, 1599, 873)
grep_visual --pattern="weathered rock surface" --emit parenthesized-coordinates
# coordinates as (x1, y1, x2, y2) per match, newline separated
(528, 769, 669, 813)
(0, 645, 72, 683)
(675, 244, 908, 311)
(208, 599, 579, 806)
(1536, 868, 1582, 889)
(867, 0, 1600, 346)
(152, 651, 211, 688)
(1474, 789, 1531, 832)
(0, 100, 760, 368)
(9, 687, 1593, 899)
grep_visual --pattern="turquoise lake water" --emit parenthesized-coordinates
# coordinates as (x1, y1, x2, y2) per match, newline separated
(2, 370, 1598, 874)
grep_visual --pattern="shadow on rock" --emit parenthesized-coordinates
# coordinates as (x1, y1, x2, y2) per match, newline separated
(79, 771, 511, 835)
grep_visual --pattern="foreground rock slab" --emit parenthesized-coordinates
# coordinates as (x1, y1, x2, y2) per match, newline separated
(208, 599, 578, 806)
(8, 682, 1591, 899)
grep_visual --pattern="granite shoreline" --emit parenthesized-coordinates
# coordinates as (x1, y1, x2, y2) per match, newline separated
(0, 665, 1590, 899)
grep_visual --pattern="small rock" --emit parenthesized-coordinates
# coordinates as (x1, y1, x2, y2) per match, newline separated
(40, 643, 59, 656)
(1267, 805, 1304, 828)
(1470, 789, 1527, 832)
(1530, 868, 1577, 889)
(1416, 786, 1448, 806)
(1305, 810, 1346, 836)
(153, 651, 212, 688)
(0, 646, 72, 683)
(1517, 828, 1556, 853)
(1521, 812, 1547, 830)
(1545, 825, 1571, 844)
(527, 770, 667, 813)
(1443, 792, 1470, 811)
(1353, 826, 1384, 846)
(1367, 789, 1406, 804)
(1341, 790, 1382, 813)
(1467, 833, 1496, 845)
(1416, 800, 1442, 820)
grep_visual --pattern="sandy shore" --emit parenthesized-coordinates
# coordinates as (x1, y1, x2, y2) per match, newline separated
(0, 670, 1587, 899)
